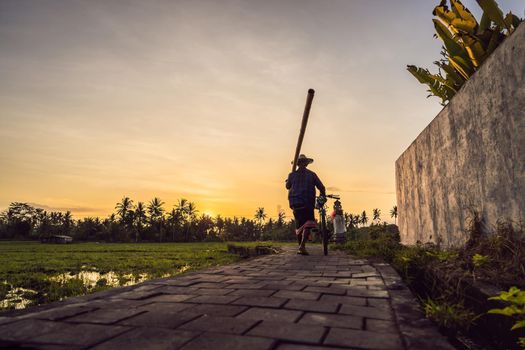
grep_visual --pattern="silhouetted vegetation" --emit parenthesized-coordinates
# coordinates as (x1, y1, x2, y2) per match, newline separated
(0, 200, 299, 243)
(0, 200, 394, 244)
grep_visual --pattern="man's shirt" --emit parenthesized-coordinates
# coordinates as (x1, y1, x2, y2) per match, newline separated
(286, 167, 326, 209)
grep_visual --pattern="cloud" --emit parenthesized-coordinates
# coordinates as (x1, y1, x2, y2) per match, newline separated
(27, 203, 97, 213)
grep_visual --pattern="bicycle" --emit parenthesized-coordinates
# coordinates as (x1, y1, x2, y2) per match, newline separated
(315, 194, 340, 256)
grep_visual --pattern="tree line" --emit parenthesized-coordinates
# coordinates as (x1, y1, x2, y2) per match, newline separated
(0, 199, 398, 242)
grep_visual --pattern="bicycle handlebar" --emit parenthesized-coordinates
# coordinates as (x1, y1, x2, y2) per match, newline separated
(325, 194, 340, 200)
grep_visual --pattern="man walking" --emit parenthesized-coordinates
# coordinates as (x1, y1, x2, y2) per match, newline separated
(286, 154, 326, 255)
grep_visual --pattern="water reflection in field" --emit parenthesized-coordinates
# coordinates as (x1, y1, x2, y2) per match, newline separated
(1, 264, 191, 310)
(49, 270, 149, 288)
(0, 285, 37, 310)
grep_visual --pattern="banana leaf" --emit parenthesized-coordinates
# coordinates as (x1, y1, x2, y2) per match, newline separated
(435, 60, 465, 87)
(448, 55, 473, 80)
(433, 19, 469, 61)
(407, 65, 454, 104)
(450, 0, 478, 33)
(503, 11, 521, 31)
(461, 33, 486, 67)
(434, 6, 459, 33)
(478, 11, 492, 34)
(485, 26, 502, 57)
(476, 0, 510, 31)
(510, 14, 522, 28)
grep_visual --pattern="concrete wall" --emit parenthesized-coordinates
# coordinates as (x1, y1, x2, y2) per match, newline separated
(395, 23, 525, 247)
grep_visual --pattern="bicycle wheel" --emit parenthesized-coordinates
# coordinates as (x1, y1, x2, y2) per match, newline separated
(321, 213, 328, 256)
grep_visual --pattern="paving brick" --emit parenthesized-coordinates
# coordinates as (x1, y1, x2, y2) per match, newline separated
(138, 302, 195, 313)
(65, 307, 144, 324)
(366, 318, 399, 333)
(339, 304, 393, 320)
(191, 282, 229, 289)
(154, 286, 199, 294)
(262, 283, 306, 291)
(88, 299, 153, 309)
(228, 289, 276, 297)
(273, 290, 320, 301)
(186, 295, 239, 304)
(146, 294, 196, 303)
(0, 317, 16, 325)
(187, 304, 248, 316)
(345, 288, 389, 299)
(225, 282, 267, 289)
(0, 319, 69, 342)
(352, 272, 380, 278)
(324, 328, 403, 350)
(367, 298, 391, 309)
(192, 288, 234, 296)
(237, 307, 302, 322)
(153, 279, 199, 287)
(319, 294, 367, 306)
(353, 279, 385, 286)
(299, 312, 362, 329)
(284, 299, 339, 314)
(303, 286, 346, 295)
(276, 344, 346, 350)
(232, 296, 288, 308)
(191, 276, 230, 283)
(30, 323, 130, 347)
(248, 321, 326, 344)
(180, 332, 275, 350)
(119, 310, 199, 328)
(224, 278, 257, 284)
(91, 327, 198, 350)
(111, 289, 162, 300)
(180, 315, 258, 334)
(23, 305, 95, 321)
(1, 343, 82, 350)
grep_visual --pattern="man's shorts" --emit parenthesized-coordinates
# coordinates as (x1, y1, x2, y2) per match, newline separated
(292, 206, 315, 229)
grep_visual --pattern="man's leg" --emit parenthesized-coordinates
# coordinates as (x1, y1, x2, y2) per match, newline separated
(299, 228, 309, 250)
(297, 232, 302, 246)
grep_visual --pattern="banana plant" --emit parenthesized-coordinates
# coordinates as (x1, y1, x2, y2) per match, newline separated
(408, 0, 522, 105)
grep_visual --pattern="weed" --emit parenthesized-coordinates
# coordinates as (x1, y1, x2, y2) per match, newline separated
(424, 298, 479, 331)
(488, 287, 525, 348)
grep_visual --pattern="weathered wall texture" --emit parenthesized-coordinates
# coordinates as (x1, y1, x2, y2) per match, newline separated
(396, 23, 525, 247)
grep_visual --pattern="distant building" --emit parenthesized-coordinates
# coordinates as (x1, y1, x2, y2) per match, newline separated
(40, 235, 73, 244)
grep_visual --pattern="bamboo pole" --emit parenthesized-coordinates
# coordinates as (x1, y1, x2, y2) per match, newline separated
(291, 89, 315, 172)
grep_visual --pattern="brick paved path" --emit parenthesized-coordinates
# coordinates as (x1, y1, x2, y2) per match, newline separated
(0, 247, 454, 350)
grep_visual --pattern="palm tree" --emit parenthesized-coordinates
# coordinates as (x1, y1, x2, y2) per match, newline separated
(134, 202, 147, 242)
(372, 208, 381, 224)
(254, 207, 267, 226)
(277, 210, 286, 228)
(360, 210, 368, 227)
(187, 202, 198, 222)
(179, 201, 198, 242)
(62, 211, 73, 234)
(176, 199, 189, 217)
(147, 197, 165, 241)
(390, 205, 398, 225)
(115, 197, 134, 223)
(353, 214, 361, 228)
(215, 215, 225, 238)
(167, 208, 182, 242)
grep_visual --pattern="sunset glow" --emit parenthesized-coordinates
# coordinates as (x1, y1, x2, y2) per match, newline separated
(1, 0, 523, 221)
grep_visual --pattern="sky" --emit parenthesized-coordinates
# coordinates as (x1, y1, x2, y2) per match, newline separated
(1, 0, 524, 221)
